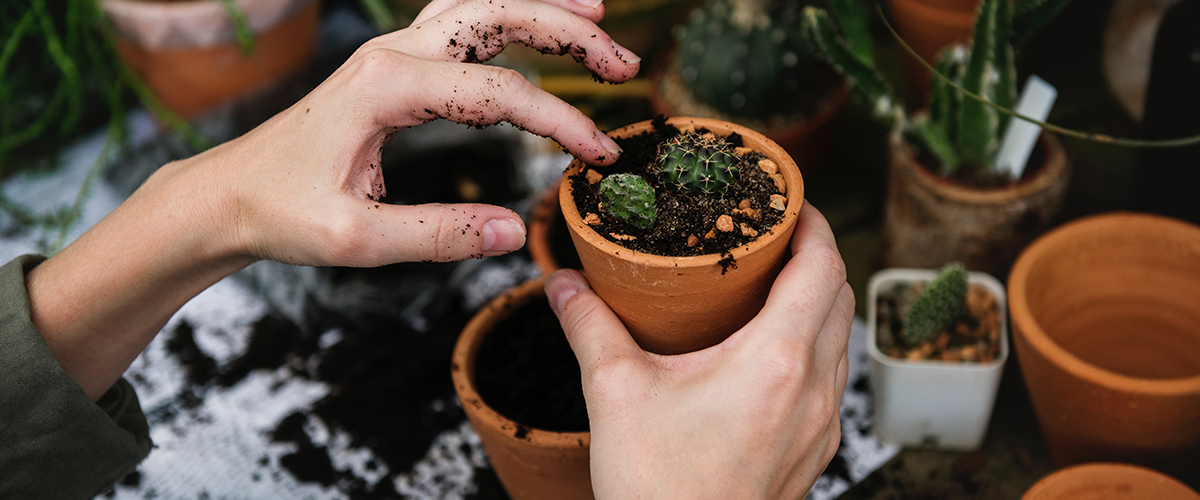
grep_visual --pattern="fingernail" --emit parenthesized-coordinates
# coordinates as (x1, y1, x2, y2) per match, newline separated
(574, 0, 603, 8)
(546, 270, 585, 313)
(595, 129, 622, 156)
(611, 40, 641, 64)
(482, 218, 526, 255)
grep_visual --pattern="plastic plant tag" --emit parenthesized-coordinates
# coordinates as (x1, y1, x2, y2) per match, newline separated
(994, 75, 1058, 179)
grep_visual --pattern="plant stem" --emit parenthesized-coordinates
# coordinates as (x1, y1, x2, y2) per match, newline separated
(877, 4, 1200, 148)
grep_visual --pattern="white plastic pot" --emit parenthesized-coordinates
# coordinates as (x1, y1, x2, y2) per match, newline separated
(866, 268, 1009, 451)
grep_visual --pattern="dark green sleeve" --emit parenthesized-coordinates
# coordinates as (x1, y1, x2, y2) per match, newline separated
(0, 255, 152, 499)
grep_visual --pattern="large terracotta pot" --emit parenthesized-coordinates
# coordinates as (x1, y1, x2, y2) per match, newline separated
(1008, 212, 1200, 473)
(882, 131, 1070, 278)
(451, 276, 593, 500)
(886, 0, 980, 104)
(1021, 462, 1200, 500)
(527, 178, 578, 275)
(101, 0, 320, 119)
(560, 117, 804, 355)
(647, 51, 851, 177)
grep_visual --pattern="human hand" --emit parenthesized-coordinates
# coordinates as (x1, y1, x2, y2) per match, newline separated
(545, 203, 853, 499)
(166, 0, 640, 268)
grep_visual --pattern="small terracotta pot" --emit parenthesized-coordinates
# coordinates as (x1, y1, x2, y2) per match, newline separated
(886, 0, 979, 104)
(101, 0, 320, 119)
(451, 276, 593, 500)
(528, 178, 567, 275)
(882, 131, 1070, 278)
(1021, 462, 1200, 500)
(560, 117, 804, 355)
(1008, 212, 1200, 472)
(647, 51, 850, 177)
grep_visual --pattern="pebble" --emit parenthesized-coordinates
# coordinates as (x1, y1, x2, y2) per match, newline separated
(610, 233, 637, 241)
(716, 215, 735, 232)
(770, 173, 787, 194)
(585, 169, 603, 184)
(583, 213, 601, 225)
(758, 159, 778, 175)
(687, 235, 700, 247)
(740, 223, 758, 237)
(769, 194, 787, 211)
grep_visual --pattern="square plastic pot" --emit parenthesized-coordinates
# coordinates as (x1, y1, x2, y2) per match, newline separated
(866, 267, 1009, 450)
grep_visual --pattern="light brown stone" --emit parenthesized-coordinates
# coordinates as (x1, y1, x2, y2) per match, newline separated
(758, 158, 778, 175)
(716, 215, 735, 232)
(740, 223, 758, 238)
(583, 213, 602, 226)
(686, 235, 700, 247)
(610, 233, 637, 241)
(769, 194, 787, 211)
(585, 169, 603, 184)
(770, 172, 787, 194)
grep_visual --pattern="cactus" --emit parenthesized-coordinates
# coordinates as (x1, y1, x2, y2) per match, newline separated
(801, 0, 1071, 176)
(903, 263, 968, 345)
(655, 132, 740, 195)
(672, 0, 827, 120)
(598, 174, 657, 229)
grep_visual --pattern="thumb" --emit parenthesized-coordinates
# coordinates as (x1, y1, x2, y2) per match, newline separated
(545, 270, 645, 376)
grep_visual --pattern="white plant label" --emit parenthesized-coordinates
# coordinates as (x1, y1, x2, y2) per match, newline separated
(994, 75, 1058, 180)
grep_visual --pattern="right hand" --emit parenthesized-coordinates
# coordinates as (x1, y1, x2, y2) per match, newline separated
(546, 203, 854, 499)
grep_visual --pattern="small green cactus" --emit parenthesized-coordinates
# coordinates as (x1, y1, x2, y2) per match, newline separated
(598, 174, 657, 229)
(655, 132, 740, 195)
(903, 263, 969, 345)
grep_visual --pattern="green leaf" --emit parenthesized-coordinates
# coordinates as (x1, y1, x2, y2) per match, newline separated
(827, 0, 873, 66)
(801, 7, 896, 119)
(217, 0, 256, 56)
(912, 116, 960, 175)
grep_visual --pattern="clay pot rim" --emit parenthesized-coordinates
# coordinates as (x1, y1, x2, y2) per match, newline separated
(451, 276, 591, 449)
(1021, 462, 1200, 500)
(889, 131, 1070, 206)
(646, 48, 853, 141)
(887, 0, 979, 24)
(1008, 211, 1200, 395)
(866, 267, 1010, 370)
(560, 117, 805, 268)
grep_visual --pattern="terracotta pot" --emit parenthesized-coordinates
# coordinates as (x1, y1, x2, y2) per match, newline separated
(881, 131, 1070, 278)
(647, 50, 851, 177)
(886, 0, 980, 104)
(560, 117, 805, 355)
(1021, 462, 1200, 500)
(1008, 212, 1200, 472)
(867, 268, 1008, 450)
(528, 178, 571, 275)
(451, 276, 593, 500)
(101, 0, 320, 119)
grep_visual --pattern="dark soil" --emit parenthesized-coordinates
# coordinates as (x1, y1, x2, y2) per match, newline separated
(474, 296, 588, 433)
(570, 115, 787, 257)
(875, 282, 1002, 362)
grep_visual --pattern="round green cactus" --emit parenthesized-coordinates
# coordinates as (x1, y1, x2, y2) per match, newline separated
(903, 262, 969, 345)
(656, 132, 740, 195)
(673, 0, 822, 119)
(598, 173, 657, 229)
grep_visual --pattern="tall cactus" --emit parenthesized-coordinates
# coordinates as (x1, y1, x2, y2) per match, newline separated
(673, 0, 827, 120)
(903, 262, 968, 345)
(801, 0, 1070, 175)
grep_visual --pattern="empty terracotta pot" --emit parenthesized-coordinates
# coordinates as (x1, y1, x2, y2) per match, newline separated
(882, 131, 1071, 278)
(886, 0, 980, 104)
(560, 117, 804, 355)
(1008, 212, 1200, 472)
(1021, 462, 1200, 500)
(451, 276, 593, 500)
(102, 0, 320, 119)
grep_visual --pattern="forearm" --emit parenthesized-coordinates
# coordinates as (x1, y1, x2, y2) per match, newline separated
(26, 154, 253, 401)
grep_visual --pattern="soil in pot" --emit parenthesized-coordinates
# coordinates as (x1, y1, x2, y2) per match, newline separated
(569, 115, 787, 257)
(474, 297, 588, 433)
(875, 281, 1002, 362)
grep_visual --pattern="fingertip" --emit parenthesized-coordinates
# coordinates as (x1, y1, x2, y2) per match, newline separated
(481, 217, 526, 255)
(545, 268, 588, 315)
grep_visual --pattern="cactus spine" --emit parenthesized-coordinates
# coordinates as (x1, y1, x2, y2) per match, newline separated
(673, 0, 824, 119)
(598, 174, 657, 229)
(656, 132, 740, 195)
(801, 0, 1069, 175)
(903, 263, 968, 345)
